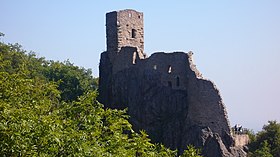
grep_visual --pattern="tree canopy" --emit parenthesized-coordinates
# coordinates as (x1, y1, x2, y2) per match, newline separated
(0, 34, 201, 156)
(248, 121, 280, 157)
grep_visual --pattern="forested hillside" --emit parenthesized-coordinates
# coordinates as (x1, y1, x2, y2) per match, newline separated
(0, 33, 201, 157)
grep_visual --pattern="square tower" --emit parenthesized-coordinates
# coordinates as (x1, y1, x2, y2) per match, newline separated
(106, 9, 144, 58)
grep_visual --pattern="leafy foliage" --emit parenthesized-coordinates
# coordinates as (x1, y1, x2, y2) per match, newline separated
(0, 39, 98, 102)
(248, 121, 280, 157)
(181, 145, 202, 157)
(252, 140, 273, 157)
(0, 34, 202, 156)
(42, 60, 97, 101)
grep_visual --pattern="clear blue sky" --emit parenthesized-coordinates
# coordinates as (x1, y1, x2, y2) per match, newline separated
(1, 1, 280, 132)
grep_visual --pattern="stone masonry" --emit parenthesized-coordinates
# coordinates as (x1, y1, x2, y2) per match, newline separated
(106, 9, 145, 58)
(99, 9, 247, 157)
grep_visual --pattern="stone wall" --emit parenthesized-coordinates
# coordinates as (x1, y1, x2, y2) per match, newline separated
(98, 9, 246, 157)
(106, 9, 145, 58)
(234, 134, 250, 147)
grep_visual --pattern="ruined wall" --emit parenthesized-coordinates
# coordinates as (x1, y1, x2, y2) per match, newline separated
(141, 52, 191, 90)
(234, 134, 250, 147)
(104, 50, 231, 136)
(99, 9, 246, 157)
(99, 49, 241, 156)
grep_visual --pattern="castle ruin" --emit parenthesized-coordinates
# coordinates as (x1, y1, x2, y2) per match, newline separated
(99, 9, 246, 157)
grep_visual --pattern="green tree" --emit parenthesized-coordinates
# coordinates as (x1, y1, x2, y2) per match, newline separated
(181, 145, 202, 157)
(0, 69, 61, 156)
(248, 121, 280, 157)
(42, 60, 98, 101)
(0, 37, 98, 102)
(252, 140, 273, 157)
(246, 129, 256, 144)
(1, 34, 202, 157)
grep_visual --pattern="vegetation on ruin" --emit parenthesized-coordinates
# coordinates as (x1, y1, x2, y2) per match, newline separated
(0, 33, 201, 156)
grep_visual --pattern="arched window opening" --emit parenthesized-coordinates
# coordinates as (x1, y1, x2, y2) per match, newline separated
(132, 29, 136, 38)
(168, 65, 172, 73)
(176, 77, 180, 87)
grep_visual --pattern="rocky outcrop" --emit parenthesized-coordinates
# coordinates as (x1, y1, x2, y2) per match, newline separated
(98, 48, 246, 156)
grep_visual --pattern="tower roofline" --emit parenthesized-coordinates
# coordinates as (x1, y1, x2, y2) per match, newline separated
(106, 9, 143, 15)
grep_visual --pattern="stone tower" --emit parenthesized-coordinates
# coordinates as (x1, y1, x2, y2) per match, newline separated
(99, 9, 247, 157)
(106, 9, 145, 58)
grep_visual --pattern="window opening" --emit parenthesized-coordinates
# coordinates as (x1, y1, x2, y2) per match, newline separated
(153, 65, 157, 70)
(132, 29, 136, 38)
(168, 65, 172, 73)
(132, 52, 137, 64)
(176, 76, 180, 87)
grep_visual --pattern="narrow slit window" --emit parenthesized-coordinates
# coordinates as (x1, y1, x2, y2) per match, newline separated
(168, 65, 172, 73)
(132, 29, 136, 38)
(176, 77, 180, 87)
(132, 52, 137, 64)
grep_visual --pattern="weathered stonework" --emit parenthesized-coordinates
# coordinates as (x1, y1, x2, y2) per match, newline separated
(99, 9, 246, 157)
(234, 134, 250, 147)
(106, 9, 145, 58)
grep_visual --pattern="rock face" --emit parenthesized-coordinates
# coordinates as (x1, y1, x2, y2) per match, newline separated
(98, 9, 246, 157)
